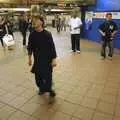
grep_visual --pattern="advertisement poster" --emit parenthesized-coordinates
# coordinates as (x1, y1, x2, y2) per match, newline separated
(85, 12, 93, 30)
(93, 12, 120, 19)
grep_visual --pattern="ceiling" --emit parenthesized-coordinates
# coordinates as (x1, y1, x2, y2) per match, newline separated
(0, 0, 94, 5)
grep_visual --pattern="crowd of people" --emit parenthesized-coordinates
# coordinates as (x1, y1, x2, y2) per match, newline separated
(0, 12, 118, 103)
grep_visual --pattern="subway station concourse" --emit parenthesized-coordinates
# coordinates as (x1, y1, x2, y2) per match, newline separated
(0, 27, 120, 120)
(0, 0, 120, 120)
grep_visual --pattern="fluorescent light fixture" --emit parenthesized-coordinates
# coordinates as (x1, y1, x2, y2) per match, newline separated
(45, 8, 72, 12)
(0, 8, 30, 12)
(50, 9, 64, 11)
(12, 8, 30, 11)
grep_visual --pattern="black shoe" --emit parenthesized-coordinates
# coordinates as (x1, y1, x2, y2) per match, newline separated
(49, 91, 56, 104)
(37, 90, 45, 95)
(50, 90, 56, 97)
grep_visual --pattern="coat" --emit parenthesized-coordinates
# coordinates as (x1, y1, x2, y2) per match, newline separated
(28, 29, 57, 74)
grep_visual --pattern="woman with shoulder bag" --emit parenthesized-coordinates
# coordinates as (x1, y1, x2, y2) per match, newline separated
(2, 17, 14, 50)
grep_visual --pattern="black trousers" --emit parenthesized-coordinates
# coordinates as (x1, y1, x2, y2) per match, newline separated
(71, 34, 80, 51)
(56, 25, 60, 32)
(0, 38, 4, 47)
(21, 31, 26, 46)
(101, 40, 113, 58)
(35, 72, 52, 92)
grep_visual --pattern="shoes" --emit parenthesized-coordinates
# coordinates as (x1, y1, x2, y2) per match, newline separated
(37, 89, 45, 96)
(23, 45, 27, 48)
(108, 56, 112, 60)
(71, 50, 76, 53)
(50, 90, 56, 97)
(48, 91, 56, 104)
(76, 50, 80, 53)
(71, 50, 80, 53)
(100, 56, 105, 60)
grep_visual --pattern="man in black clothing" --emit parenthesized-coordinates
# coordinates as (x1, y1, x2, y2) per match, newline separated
(99, 13, 118, 60)
(19, 15, 28, 47)
(28, 15, 57, 104)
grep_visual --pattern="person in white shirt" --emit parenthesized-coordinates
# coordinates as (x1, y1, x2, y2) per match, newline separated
(68, 14, 82, 53)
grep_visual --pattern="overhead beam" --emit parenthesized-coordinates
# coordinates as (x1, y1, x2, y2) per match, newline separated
(0, 0, 24, 4)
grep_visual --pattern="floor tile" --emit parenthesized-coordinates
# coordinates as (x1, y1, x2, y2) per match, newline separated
(0, 102, 5, 108)
(10, 86, 27, 95)
(58, 101, 78, 115)
(27, 116, 37, 120)
(20, 101, 41, 115)
(80, 97, 98, 109)
(0, 93, 17, 104)
(115, 105, 120, 117)
(51, 112, 71, 120)
(86, 90, 101, 99)
(72, 86, 88, 96)
(105, 82, 119, 89)
(20, 89, 36, 99)
(113, 116, 120, 120)
(97, 101, 115, 115)
(71, 117, 81, 120)
(0, 105, 16, 120)
(8, 110, 30, 120)
(93, 112, 113, 120)
(66, 94, 83, 104)
(100, 93, 116, 104)
(0, 88, 8, 96)
(47, 97, 65, 111)
(73, 106, 94, 120)
(0, 83, 16, 91)
(103, 87, 118, 96)
(8, 96, 29, 108)
(32, 105, 55, 120)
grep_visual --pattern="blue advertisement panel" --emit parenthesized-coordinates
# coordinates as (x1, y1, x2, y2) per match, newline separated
(85, 12, 120, 48)
(97, 0, 120, 11)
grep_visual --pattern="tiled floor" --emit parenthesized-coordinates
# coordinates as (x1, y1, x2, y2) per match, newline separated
(0, 27, 120, 120)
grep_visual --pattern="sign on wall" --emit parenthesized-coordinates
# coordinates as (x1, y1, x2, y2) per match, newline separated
(85, 12, 93, 30)
(93, 12, 120, 19)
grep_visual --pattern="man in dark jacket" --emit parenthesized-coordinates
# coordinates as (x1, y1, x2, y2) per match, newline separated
(28, 15, 57, 104)
(99, 13, 118, 60)
(19, 15, 28, 47)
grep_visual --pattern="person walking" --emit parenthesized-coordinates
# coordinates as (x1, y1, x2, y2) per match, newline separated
(0, 17, 13, 49)
(0, 17, 6, 48)
(56, 14, 61, 33)
(28, 15, 57, 103)
(19, 15, 28, 47)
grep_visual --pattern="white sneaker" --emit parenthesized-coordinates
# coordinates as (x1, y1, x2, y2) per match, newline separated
(76, 50, 80, 53)
(100, 56, 105, 60)
(108, 56, 112, 60)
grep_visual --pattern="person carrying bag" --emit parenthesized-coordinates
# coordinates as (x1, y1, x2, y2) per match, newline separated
(2, 24, 15, 50)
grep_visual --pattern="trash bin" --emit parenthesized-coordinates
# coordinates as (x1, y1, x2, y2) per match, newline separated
(52, 19, 55, 28)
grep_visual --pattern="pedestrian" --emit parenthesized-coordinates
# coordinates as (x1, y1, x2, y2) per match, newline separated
(0, 16, 13, 49)
(28, 15, 57, 103)
(99, 13, 118, 60)
(19, 15, 28, 47)
(68, 13, 82, 53)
